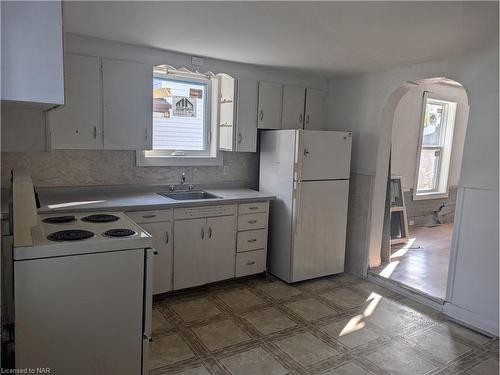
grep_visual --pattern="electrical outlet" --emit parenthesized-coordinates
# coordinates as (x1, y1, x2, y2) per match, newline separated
(409, 220, 415, 226)
(223, 165, 229, 175)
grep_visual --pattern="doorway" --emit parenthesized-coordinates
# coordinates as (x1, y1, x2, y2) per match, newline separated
(369, 78, 469, 301)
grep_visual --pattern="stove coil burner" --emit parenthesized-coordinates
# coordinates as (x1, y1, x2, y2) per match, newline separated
(81, 214, 120, 223)
(42, 216, 77, 224)
(47, 230, 94, 242)
(103, 229, 136, 238)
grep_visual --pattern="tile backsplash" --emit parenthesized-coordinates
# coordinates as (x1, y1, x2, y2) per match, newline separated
(1, 150, 259, 188)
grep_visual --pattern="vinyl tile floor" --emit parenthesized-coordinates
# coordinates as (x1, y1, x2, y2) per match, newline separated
(372, 223, 453, 299)
(149, 273, 498, 375)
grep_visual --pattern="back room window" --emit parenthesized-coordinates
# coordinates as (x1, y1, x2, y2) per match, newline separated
(153, 77, 208, 153)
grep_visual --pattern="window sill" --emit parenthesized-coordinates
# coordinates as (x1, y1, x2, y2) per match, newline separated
(412, 191, 449, 201)
(136, 151, 223, 167)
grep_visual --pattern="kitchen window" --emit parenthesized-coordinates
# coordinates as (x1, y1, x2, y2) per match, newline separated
(414, 93, 457, 200)
(137, 65, 221, 166)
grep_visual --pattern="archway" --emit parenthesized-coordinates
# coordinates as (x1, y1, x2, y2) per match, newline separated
(366, 77, 469, 302)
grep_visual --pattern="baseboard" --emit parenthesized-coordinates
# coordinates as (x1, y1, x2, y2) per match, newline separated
(443, 302, 498, 338)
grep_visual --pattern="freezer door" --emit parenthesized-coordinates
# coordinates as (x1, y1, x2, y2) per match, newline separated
(291, 180, 349, 282)
(296, 130, 352, 181)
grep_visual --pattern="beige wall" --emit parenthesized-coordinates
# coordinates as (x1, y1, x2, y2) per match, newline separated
(391, 82, 468, 190)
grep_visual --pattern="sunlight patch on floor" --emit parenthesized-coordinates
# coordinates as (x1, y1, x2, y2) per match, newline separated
(391, 238, 416, 259)
(379, 261, 400, 278)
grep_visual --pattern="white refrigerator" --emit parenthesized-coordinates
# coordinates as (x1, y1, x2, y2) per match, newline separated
(259, 129, 352, 282)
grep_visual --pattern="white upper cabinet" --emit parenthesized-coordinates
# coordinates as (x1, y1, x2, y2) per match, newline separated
(49, 54, 102, 149)
(257, 81, 282, 129)
(236, 78, 258, 151)
(1, 1, 64, 108)
(102, 58, 153, 150)
(218, 75, 258, 152)
(282, 85, 306, 129)
(304, 88, 326, 130)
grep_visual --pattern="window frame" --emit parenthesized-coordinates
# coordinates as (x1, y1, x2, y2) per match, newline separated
(136, 69, 222, 167)
(413, 92, 458, 200)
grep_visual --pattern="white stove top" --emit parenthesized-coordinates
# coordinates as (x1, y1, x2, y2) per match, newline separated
(14, 212, 153, 260)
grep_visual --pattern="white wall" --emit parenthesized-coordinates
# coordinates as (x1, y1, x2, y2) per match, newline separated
(327, 46, 499, 335)
(391, 82, 468, 190)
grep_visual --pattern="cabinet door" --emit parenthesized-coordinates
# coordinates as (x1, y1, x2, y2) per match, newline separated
(1, 0, 64, 107)
(236, 78, 258, 151)
(173, 218, 206, 290)
(257, 81, 282, 129)
(205, 215, 236, 283)
(102, 58, 152, 150)
(49, 54, 102, 149)
(140, 221, 173, 294)
(282, 85, 305, 129)
(304, 88, 325, 130)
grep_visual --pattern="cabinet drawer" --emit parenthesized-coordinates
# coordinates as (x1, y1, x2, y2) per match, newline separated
(238, 201, 269, 215)
(236, 249, 266, 277)
(174, 204, 236, 220)
(237, 213, 268, 231)
(237, 229, 267, 252)
(126, 209, 173, 223)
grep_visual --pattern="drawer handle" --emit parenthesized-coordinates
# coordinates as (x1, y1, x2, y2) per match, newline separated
(201, 228, 205, 240)
(165, 231, 169, 244)
(248, 206, 259, 210)
(246, 261, 256, 266)
(247, 239, 257, 243)
(248, 220, 258, 224)
(142, 214, 156, 218)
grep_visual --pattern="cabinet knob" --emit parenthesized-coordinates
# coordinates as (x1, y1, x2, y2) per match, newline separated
(259, 110, 264, 121)
(306, 114, 310, 125)
(165, 231, 169, 244)
(208, 226, 212, 239)
(299, 113, 303, 124)
(201, 228, 205, 239)
(93, 126, 97, 139)
(238, 133, 242, 144)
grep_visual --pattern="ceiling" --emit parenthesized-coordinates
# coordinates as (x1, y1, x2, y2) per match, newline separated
(63, 1, 499, 76)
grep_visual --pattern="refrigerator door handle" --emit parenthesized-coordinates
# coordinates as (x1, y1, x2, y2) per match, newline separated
(293, 182, 301, 234)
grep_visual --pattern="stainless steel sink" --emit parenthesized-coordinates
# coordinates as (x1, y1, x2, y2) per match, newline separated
(159, 190, 220, 200)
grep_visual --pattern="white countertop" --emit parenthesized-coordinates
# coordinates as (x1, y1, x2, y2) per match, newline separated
(37, 185, 274, 214)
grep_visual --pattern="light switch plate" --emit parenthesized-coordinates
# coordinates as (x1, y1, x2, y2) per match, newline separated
(223, 165, 229, 175)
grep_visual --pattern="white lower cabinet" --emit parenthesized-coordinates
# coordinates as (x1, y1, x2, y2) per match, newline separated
(139, 221, 173, 294)
(127, 209, 174, 295)
(236, 249, 266, 277)
(205, 216, 236, 284)
(131, 202, 268, 293)
(173, 214, 237, 290)
(173, 218, 207, 290)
